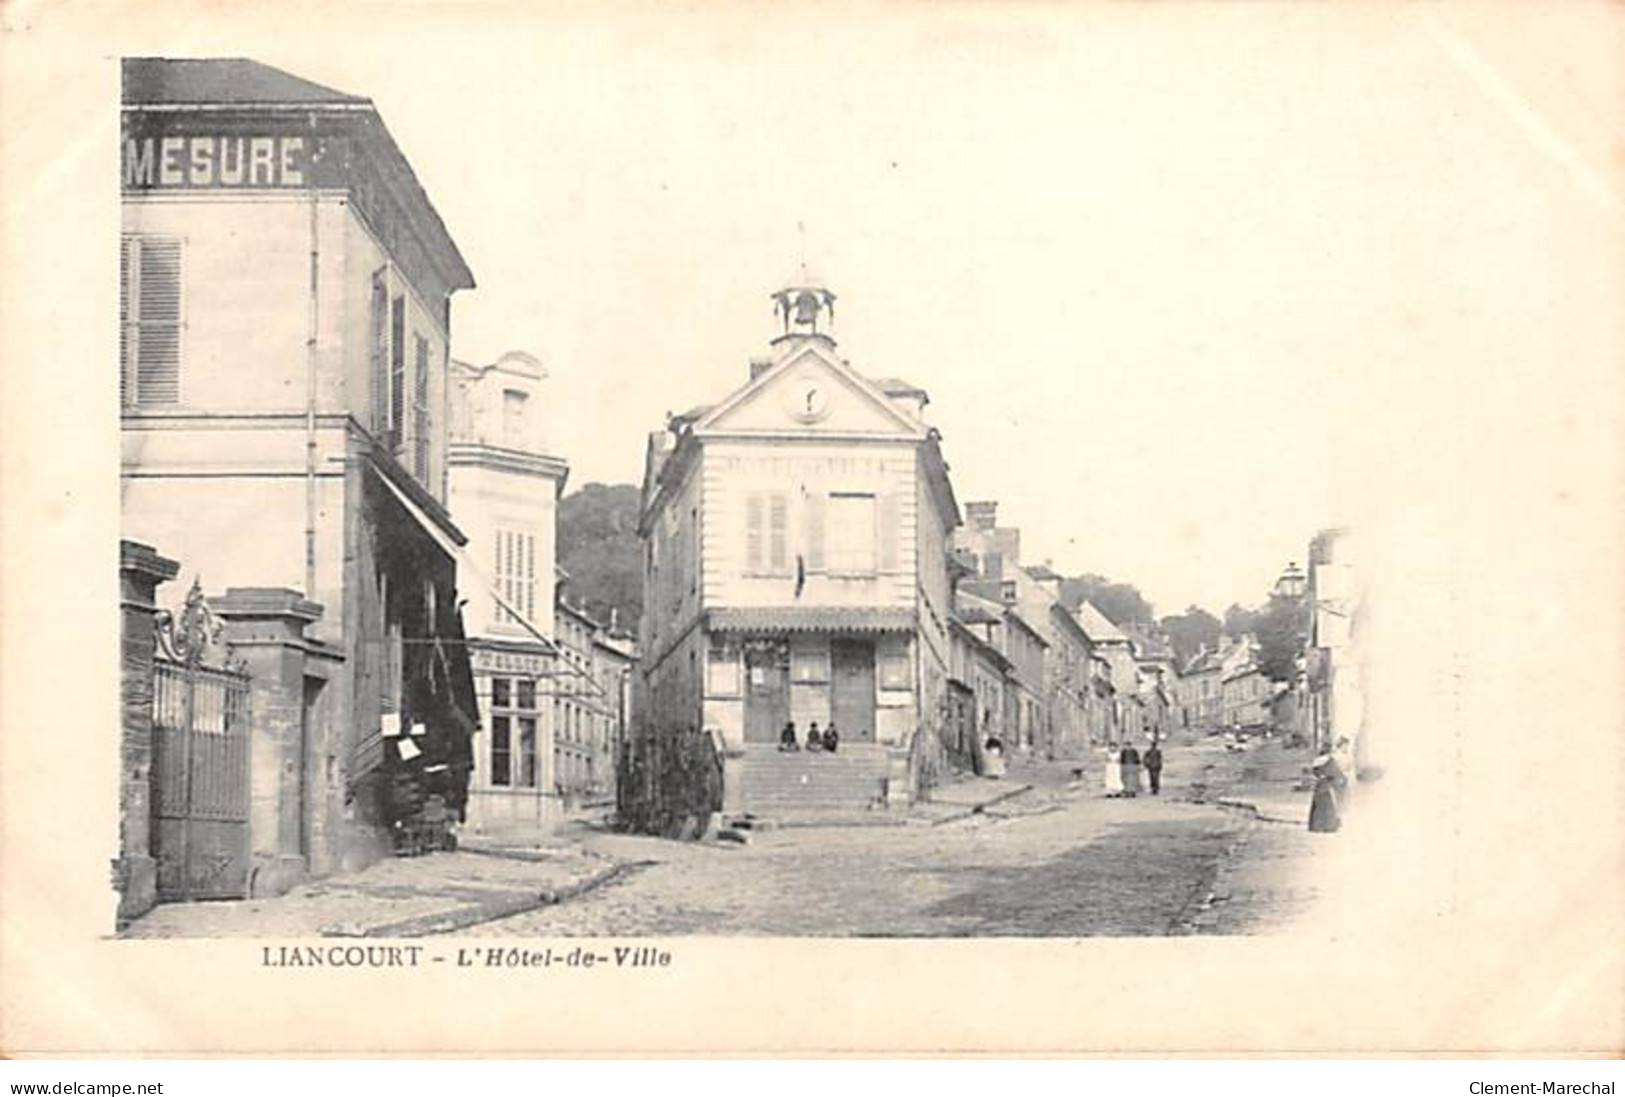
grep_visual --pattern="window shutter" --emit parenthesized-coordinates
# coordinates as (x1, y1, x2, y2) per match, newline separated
(744, 493, 763, 571)
(769, 493, 788, 570)
(370, 272, 388, 433)
(135, 237, 182, 405)
(878, 492, 900, 571)
(804, 491, 825, 571)
(525, 533, 535, 621)
(119, 238, 133, 406)
(413, 336, 430, 479)
(389, 296, 406, 445)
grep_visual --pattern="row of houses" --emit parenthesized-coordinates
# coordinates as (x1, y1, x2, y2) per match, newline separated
(115, 59, 629, 923)
(629, 279, 1252, 822)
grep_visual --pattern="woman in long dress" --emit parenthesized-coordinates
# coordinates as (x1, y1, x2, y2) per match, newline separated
(1102, 745, 1124, 797)
(1308, 752, 1347, 832)
(1120, 744, 1142, 798)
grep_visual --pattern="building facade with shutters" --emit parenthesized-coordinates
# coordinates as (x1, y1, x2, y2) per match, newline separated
(119, 58, 480, 885)
(637, 281, 960, 808)
(446, 351, 572, 834)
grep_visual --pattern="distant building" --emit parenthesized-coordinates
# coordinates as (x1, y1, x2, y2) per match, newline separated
(553, 592, 636, 807)
(1074, 600, 1137, 743)
(1177, 646, 1226, 730)
(636, 280, 960, 812)
(953, 502, 1068, 755)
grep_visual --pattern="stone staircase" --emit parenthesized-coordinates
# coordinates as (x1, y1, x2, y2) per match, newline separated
(731, 743, 896, 813)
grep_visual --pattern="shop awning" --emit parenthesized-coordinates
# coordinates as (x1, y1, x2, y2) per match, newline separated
(708, 606, 916, 634)
(367, 458, 602, 698)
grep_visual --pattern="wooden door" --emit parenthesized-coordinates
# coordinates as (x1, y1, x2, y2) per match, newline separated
(830, 638, 876, 742)
(743, 643, 789, 743)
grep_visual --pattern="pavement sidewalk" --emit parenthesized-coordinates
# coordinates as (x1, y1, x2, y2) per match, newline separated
(120, 845, 620, 939)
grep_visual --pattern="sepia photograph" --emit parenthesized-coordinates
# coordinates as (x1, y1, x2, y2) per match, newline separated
(1, 0, 1621, 1061)
(112, 50, 1371, 943)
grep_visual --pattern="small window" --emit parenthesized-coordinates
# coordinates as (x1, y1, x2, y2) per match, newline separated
(503, 389, 528, 447)
(516, 678, 536, 709)
(491, 677, 511, 708)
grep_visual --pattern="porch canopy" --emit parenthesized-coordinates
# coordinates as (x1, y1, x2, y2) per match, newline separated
(707, 606, 915, 635)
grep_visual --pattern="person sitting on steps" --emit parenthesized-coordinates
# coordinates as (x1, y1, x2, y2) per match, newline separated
(779, 720, 799, 752)
(822, 722, 840, 753)
(805, 722, 823, 752)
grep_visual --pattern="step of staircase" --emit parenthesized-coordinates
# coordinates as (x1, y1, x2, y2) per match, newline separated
(731, 743, 896, 811)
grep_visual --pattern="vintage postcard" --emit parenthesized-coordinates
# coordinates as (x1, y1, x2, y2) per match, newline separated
(0, 0, 1620, 1057)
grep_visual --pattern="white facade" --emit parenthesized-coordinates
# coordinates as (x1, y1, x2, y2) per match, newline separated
(639, 289, 960, 796)
(447, 351, 571, 834)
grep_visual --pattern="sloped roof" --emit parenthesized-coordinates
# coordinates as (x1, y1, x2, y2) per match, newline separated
(1182, 649, 1222, 676)
(123, 58, 367, 106)
(1123, 627, 1175, 662)
(1073, 600, 1128, 644)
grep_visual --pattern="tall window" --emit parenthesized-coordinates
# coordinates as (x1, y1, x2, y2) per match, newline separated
(412, 334, 431, 481)
(388, 295, 406, 451)
(744, 491, 789, 573)
(488, 676, 539, 789)
(828, 493, 877, 574)
(495, 528, 536, 625)
(119, 236, 182, 407)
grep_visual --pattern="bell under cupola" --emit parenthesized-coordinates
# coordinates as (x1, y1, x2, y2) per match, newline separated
(769, 272, 837, 352)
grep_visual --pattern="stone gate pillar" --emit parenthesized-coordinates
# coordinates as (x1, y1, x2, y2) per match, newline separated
(211, 588, 323, 898)
(117, 539, 179, 927)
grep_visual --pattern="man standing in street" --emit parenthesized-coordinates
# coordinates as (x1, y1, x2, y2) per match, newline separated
(1144, 740, 1164, 796)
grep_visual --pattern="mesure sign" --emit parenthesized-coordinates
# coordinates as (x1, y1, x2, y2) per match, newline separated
(120, 111, 347, 192)
(123, 134, 311, 189)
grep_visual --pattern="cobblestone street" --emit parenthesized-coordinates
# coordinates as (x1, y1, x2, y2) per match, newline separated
(467, 738, 1328, 937)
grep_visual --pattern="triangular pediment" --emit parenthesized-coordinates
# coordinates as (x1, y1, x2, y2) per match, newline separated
(696, 341, 926, 438)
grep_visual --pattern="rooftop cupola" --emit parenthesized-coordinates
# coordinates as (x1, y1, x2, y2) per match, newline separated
(769, 274, 837, 350)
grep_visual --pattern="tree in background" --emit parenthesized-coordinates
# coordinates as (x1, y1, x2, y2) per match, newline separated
(1159, 606, 1222, 666)
(556, 482, 643, 633)
(1223, 602, 1262, 641)
(1058, 573, 1155, 629)
(1253, 592, 1308, 682)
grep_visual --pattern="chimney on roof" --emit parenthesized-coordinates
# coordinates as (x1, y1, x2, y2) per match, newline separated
(749, 356, 773, 381)
(965, 500, 998, 532)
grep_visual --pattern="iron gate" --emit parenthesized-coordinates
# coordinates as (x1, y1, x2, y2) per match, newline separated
(151, 581, 252, 901)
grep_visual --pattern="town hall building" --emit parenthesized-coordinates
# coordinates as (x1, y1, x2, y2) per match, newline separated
(637, 281, 960, 811)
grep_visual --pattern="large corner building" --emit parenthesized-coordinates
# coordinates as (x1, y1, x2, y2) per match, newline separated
(118, 58, 480, 902)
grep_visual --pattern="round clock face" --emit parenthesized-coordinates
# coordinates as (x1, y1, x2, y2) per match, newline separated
(784, 376, 831, 423)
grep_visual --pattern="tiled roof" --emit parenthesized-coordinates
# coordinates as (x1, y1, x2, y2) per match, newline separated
(708, 606, 915, 634)
(123, 58, 366, 106)
(1073, 600, 1128, 643)
(954, 603, 1002, 626)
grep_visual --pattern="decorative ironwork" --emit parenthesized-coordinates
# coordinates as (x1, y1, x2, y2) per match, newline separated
(154, 578, 245, 672)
